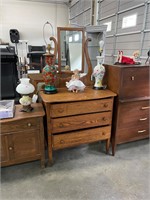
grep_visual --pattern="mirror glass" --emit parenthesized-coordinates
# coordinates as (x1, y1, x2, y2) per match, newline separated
(57, 27, 85, 72)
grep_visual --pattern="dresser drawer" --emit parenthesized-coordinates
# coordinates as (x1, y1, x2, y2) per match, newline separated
(1, 118, 40, 133)
(117, 125, 149, 144)
(118, 100, 149, 128)
(52, 126, 111, 150)
(120, 67, 149, 99)
(50, 98, 113, 118)
(51, 111, 112, 133)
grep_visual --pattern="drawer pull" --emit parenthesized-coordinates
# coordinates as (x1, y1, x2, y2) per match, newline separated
(60, 140, 65, 144)
(58, 109, 64, 113)
(104, 103, 108, 108)
(138, 130, 146, 133)
(102, 132, 105, 135)
(102, 117, 107, 121)
(27, 123, 32, 127)
(9, 147, 13, 150)
(59, 123, 64, 128)
(141, 106, 150, 110)
(139, 118, 147, 121)
(131, 76, 135, 81)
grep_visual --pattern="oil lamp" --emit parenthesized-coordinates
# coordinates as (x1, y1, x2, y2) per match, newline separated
(16, 78, 35, 112)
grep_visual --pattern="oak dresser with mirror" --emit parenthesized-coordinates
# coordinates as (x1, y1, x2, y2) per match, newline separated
(38, 26, 116, 165)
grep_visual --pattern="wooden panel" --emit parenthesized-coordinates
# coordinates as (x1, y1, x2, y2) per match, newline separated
(53, 126, 111, 150)
(1, 118, 40, 133)
(0, 135, 9, 164)
(119, 0, 145, 11)
(12, 130, 40, 160)
(146, 4, 150, 29)
(51, 98, 113, 118)
(118, 100, 149, 128)
(51, 111, 112, 133)
(120, 67, 149, 99)
(117, 125, 149, 144)
(100, 0, 117, 18)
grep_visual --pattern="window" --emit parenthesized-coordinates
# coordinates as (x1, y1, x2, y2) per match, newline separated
(74, 34, 79, 41)
(103, 21, 112, 32)
(122, 14, 137, 28)
(69, 36, 72, 42)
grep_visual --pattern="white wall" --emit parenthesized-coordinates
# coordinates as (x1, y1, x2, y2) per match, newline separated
(1, 0, 69, 58)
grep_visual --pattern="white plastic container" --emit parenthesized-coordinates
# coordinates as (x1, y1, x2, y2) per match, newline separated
(0, 100, 15, 119)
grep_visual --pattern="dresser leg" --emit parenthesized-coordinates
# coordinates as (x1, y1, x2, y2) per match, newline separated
(40, 160, 45, 168)
(111, 139, 116, 156)
(106, 139, 110, 154)
(47, 133, 53, 166)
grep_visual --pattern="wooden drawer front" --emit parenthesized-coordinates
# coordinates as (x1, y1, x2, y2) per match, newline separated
(1, 118, 40, 133)
(51, 112, 112, 133)
(53, 126, 111, 150)
(50, 98, 113, 118)
(118, 100, 149, 128)
(117, 125, 149, 144)
(121, 67, 149, 99)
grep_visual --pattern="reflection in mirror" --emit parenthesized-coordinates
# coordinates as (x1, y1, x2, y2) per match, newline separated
(57, 27, 85, 73)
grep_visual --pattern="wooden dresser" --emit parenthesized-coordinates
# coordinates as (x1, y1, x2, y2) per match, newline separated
(39, 87, 116, 164)
(0, 103, 45, 168)
(104, 64, 150, 155)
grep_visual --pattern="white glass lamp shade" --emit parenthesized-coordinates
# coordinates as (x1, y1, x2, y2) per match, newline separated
(99, 40, 104, 49)
(16, 78, 35, 95)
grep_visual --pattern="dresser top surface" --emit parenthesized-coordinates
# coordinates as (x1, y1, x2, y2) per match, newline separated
(0, 103, 45, 123)
(39, 87, 117, 103)
(104, 64, 150, 68)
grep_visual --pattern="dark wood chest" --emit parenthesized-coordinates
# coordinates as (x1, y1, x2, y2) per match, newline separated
(104, 64, 150, 155)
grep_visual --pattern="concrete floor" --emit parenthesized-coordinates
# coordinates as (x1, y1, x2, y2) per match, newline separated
(1, 139, 150, 200)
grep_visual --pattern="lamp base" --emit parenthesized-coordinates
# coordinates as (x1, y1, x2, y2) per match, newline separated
(44, 90, 57, 94)
(20, 105, 33, 112)
(93, 85, 107, 90)
(44, 85, 57, 94)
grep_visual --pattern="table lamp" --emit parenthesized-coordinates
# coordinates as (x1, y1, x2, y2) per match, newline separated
(16, 78, 35, 112)
(92, 40, 106, 90)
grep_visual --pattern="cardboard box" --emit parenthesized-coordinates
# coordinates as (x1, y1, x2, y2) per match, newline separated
(0, 100, 15, 119)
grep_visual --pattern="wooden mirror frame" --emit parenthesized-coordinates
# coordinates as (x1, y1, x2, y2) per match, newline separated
(57, 27, 85, 73)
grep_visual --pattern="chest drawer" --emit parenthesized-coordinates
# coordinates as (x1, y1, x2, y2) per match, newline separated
(1, 118, 40, 133)
(51, 111, 112, 133)
(117, 124, 149, 144)
(118, 100, 149, 128)
(120, 67, 149, 99)
(50, 98, 113, 118)
(52, 126, 111, 150)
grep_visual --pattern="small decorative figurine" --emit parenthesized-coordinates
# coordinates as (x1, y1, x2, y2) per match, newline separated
(116, 51, 135, 65)
(132, 50, 141, 64)
(66, 69, 86, 93)
(92, 56, 106, 90)
(116, 50, 141, 65)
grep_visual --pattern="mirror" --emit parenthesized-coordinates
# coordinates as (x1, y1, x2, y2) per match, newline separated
(57, 27, 85, 73)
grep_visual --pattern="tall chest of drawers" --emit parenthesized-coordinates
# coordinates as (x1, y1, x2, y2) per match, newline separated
(39, 87, 116, 164)
(104, 64, 150, 155)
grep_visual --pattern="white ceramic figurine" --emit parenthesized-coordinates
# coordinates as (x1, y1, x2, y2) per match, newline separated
(66, 69, 86, 93)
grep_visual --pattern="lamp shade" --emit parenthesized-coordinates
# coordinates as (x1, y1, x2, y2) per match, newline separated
(99, 40, 104, 49)
(16, 78, 35, 95)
